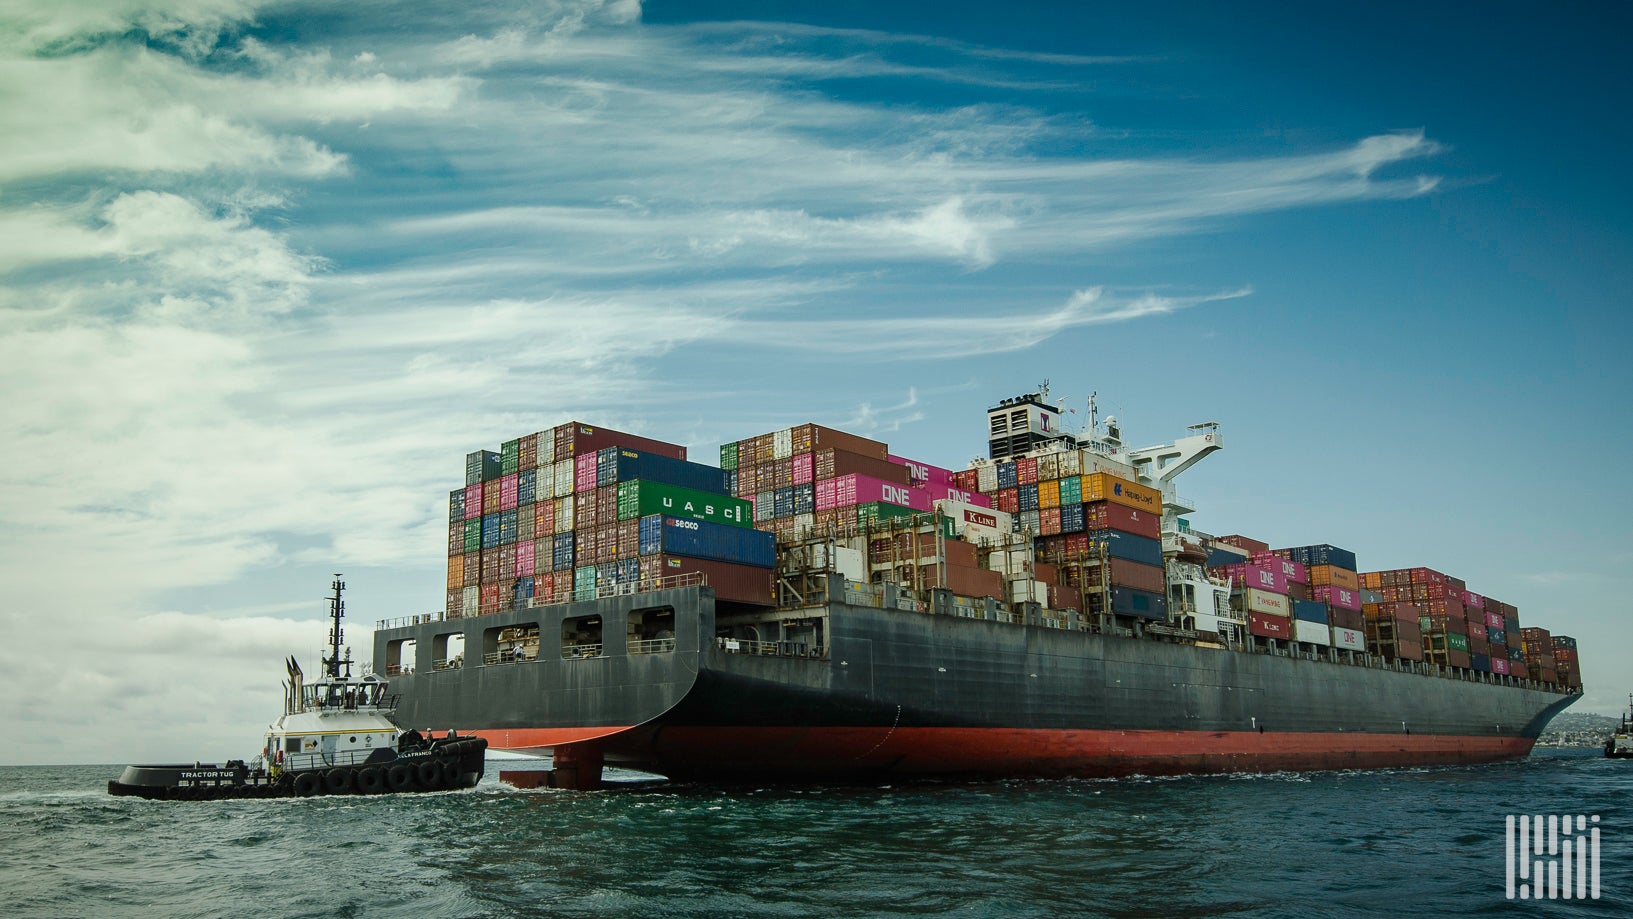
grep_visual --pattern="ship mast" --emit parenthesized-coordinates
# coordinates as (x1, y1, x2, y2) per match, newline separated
(322, 574, 353, 681)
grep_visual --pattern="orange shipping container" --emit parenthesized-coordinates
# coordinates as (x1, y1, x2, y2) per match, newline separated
(1081, 473, 1162, 513)
(1309, 565, 1359, 590)
(447, 554, 464, 590)
(1038, 479, 1061, 509)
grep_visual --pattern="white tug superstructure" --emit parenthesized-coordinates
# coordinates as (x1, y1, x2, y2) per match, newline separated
(109, 577, 487, 801)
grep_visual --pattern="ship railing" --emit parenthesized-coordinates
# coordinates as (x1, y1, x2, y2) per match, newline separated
(716, 637, 828, 660)
(377, 611, 446, 630)
(433, 656, 463, 671)
(482, 650, 536, 665)
(627, 638, 677, 655)
(383, 664, 412, 676)
(283, 748, 388, 772)
(562, 643, 603, 659)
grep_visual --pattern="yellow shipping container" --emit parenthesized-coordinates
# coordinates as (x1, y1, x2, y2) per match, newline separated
(1310, 564, 1359, 590)
(447, 553, 464, 590)
(1038, 479, 1061, 509)
(1081, 472, 1162, 512)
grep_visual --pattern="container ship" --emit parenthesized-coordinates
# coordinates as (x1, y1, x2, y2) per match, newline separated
(375, 390, 1581, 787)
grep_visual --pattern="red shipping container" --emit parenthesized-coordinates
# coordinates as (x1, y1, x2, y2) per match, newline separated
(480, 583, 501, 615)
(1082, 502, 1161, 539)
(1039, 507, 1062, 535)
(1248, 612, 1291, 639)
(554, 422, 686, 461)
(792, 423, 888, 461)
(1015, 456, 1039, 485)
(1067, 559, 1167, 594)
(1409, 567, 1447, 585)
(465, 483, 483, 520)
(651, 555, 774, 606)
(924, 563, 1004, 598)
(516, 540, 535, 576)
(1467, 620, 1488, 641)
(1217, 534, 1270, 554)
(575, 452, 598, 493)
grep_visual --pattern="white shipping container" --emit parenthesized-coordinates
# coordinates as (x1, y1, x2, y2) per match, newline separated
(1078, 450, 1138, 480)
(984, 548, 1034, 577)
(1008, 579, 1050, 605)
(1293, 619, 1331, 646)
(1241, 587, 1289, 617)
(772, 428, 794, 460)
(976, 463, 998, 493)
(537, 430, 555, 467)
(793, 512, 815, 535)
(1057, 450, 1082, 477)
(552, 459, 574, 497)
(554, 494, 575, 532)
(935, 499, 1012, 543)
(462, 586, 479, 615)
(1331, 626, 1365, 651)
(1037, 453, 1059, 482)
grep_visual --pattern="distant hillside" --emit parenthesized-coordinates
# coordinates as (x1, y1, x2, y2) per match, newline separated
(1537, 710, 1621, 748)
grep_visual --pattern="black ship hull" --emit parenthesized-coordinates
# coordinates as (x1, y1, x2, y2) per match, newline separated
(378, 586, 1575, 782)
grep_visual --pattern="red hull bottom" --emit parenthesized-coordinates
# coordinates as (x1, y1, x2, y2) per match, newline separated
(483, 726, 1536, 781)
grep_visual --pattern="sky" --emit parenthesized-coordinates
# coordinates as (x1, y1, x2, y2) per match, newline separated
(1, 0, 1628, 765)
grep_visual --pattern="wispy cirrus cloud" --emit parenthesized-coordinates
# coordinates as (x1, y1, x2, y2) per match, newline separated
(0, 0, 1459, 762)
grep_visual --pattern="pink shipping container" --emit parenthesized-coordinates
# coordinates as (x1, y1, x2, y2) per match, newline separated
(792, 453, 814, 485)
(516, 540, 535, 576)
(1491, 657, 1511, 675)
(1312, 584, 1361, 611)
(1485, 610, 1504, 629)
(1217, 563, 1288, 594)
(500, 473, 519, 511)
(817, 474, 936, 513)
(575, 453, 598, 493)
(464, 484, 483, 520)
(1463, 590, 1484, 609)
(928, 485, 993, 508)
(1250, 553, 1308, 584)
(889, 454, 955, 487)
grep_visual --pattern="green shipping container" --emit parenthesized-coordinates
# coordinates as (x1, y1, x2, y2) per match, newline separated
(719, 442, 738, 471)
(616, 480, 752, 528)
(856, 503, 956, 538)
(463, 519, 482, 553)
(501, 439, 521, 475)
(573, 564, 598, 600)
(1058, 475, 1082, 505)
(1448, 632, 1470, 652)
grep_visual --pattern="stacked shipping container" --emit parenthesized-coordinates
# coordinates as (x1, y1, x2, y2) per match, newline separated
(448, 423, 776, 617)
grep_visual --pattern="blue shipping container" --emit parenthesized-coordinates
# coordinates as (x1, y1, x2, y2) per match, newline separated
(773, 486, 793, 519)
(1471, 653, 1491, 672)
(609, 449, 729, 495)
(793, 483, 814, 515)
(1100, 587, 1167, 620)
(552, 532, 575, 571)
(481, 513, 501, 549)
(996, 461, 1019, 489)
(1286, 544, 1358, 572)
(1292, 599, 1330, 624)
(1018, 483, 1039, 512)
(449, 489, 466, 523)
(1083, 529, 1163, 567)
(518, 468, 537, 506)
(638, 515, 776, 568)
(724, 469, 738, 495)
(1059, 502, 1085, 533)
(498, 509, 518, 546)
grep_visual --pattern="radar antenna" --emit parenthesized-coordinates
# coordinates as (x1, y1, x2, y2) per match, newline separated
(323, 574, 353, 680)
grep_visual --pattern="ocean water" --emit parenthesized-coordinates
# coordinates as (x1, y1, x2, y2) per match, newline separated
(2, 748, 1627, 918)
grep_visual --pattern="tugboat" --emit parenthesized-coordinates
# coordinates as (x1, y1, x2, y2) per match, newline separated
(109, 577, 487, 800)
(1607, 694, 1633, 759)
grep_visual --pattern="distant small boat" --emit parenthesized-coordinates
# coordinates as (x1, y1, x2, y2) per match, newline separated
(1607, 693, 1633, 759)
(109, 577, 486, 800)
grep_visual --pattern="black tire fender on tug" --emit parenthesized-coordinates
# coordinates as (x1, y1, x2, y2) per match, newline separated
(294, 772, 322, 797)
(356, 766, 385, 794)
(442, 760, 463, 787)
(417, 760, 445, 789)
(387, 763, 415, 792)
(324, 767, 353, 794)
